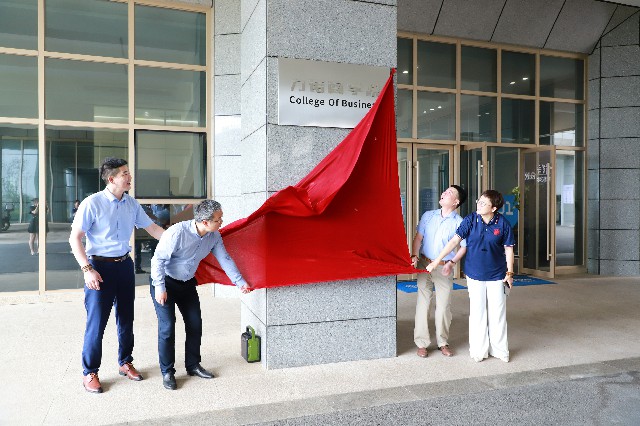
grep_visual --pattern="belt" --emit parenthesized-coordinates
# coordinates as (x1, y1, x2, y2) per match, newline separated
(91, 253, 130, 263)
(420, 255, 446, 266)
(166, 275, 196, 284)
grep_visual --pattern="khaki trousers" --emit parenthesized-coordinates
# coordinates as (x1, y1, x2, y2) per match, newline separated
(414, 259, 453, 349)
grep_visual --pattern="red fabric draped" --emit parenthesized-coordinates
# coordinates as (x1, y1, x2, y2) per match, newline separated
(195, 71, 418, 289)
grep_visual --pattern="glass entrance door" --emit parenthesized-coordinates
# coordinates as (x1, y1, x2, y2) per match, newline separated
(460, 146, 484, 218)
(415, 146, 451, 220)
(520, 147, 556, 278)
(397, 144, 411, 243)
(397, 144, 451, 281)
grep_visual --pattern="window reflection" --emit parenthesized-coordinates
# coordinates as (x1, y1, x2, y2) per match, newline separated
(135, 131, 206, 198)
(417, 92, 455, 140)
(44, 127, 127, 290)
(556, 151, 584, 266)
(0, 0, 37, 50)
(502, 98, 534, 144)
(397, 89, 413, 138)
(502, 51, 535, 96)
(45, 58, 128, 123)
(540, 102, 583, 146)
(133, 204, 195, 285)
(45, 0, 128, 58)
(0, 125, 39, 292)
(135, 67, 205, 127)
(461, 95, 497, 142)
(135, 5, 206, 66)
(461, 46, 496, 92)
(417, 41, 455, 89)
(397, 149, 408, 232)
(540, 56, 584, 100)
(397, 38, 413, 85)
(0, 54, 38, 118)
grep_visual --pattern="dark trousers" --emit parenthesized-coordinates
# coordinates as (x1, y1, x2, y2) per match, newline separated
(150, 276, 202, 374)
(82, 257, 135, 376)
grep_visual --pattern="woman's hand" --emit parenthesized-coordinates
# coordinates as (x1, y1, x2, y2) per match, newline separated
(426, 261, 438, 273)
(504, 274, 513, 287)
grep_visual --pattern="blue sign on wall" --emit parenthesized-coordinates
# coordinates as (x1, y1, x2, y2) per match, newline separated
(499, 194, 518, 228)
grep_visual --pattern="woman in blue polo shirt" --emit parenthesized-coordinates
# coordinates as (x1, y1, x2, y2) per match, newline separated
(426, 190, 515, 363)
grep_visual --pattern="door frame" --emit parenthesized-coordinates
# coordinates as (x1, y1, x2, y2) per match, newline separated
(396, 143, 454, 282)
(519, 146, 556, 278)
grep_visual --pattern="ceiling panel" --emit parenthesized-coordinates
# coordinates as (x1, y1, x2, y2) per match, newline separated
(545, 0, 617, 52)
(492, 0, 564, 48)
(432, 0, 504, 40)
(397, 0, 444, 34)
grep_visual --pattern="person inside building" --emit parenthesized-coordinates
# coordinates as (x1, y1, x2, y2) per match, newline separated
(426, 189, 514, 363)
(411, 185, 467, 358)
(70, 157, 165, 394)
(150, 199, 252, 390)
(27, 198, 49, 255)
(71, 199, 80, 222)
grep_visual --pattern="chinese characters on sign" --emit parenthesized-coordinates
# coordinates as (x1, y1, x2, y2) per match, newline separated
(524, 163, 550, 183)
(278, 58, 389, 128)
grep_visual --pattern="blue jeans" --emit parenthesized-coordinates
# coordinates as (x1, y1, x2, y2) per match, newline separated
(82, 257, 135, 375)
(150, 276, 202, 374)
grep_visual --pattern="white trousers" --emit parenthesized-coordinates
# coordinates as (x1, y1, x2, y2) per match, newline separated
(414, 262, 453, 349)
(466, 278, 509, 362)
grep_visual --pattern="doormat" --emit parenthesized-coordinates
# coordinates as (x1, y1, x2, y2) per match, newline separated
(512, 275, 556, 286)
(397, 275, 554, 293)
(397, 281, 467, 293)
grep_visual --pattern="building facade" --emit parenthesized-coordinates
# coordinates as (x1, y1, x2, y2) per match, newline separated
(1, 0, 639, 366)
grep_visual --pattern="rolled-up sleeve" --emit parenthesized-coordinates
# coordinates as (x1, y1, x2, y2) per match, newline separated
(211, 234, 247, 287)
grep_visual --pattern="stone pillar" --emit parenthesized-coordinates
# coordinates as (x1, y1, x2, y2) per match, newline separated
(239, 0, 398, 368)
(587, 11, 640, 275)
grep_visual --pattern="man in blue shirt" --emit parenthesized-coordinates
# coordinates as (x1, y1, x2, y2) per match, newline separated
(70, 158, 165, 394)
(150, 199, 252, 390)
(410, 185, 467, 358)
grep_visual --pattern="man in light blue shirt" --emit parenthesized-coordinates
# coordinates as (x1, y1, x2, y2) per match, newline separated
(150, 199, 252, 390)
(410, 185, 467, 358)
(70, 157, 165, 394)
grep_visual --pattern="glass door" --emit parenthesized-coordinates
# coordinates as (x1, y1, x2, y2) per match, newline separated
(520, 147, 556, 278)
(460, 146, 484, 218)
(415, 146, 451, 221)
(397, 144, 411, 246)
(397, 144, 451, 281)
(487, 147, 520, 259)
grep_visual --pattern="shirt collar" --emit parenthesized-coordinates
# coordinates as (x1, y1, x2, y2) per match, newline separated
(102, 187, 128, 203)
(439, 208, 458, 219)
(189, 220, 201, 237)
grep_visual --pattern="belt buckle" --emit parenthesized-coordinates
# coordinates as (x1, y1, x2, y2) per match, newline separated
(115, 254, 126, 262)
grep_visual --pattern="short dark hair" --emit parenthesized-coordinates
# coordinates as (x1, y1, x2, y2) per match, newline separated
(100, 157, 128, 184)
(450, 185, 467, 207)
(481, 189, 504, 210)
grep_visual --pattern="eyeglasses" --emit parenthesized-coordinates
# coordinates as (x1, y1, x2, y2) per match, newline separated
(475, 199, 490, 207)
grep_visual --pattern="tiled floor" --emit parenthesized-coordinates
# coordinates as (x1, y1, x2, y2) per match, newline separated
(1, 274, 639, 425)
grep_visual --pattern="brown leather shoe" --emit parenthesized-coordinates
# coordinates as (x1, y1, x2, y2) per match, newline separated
(118, 362, 143, 381)
(417, 347, 428, 358)
(439, 345, 454, 357)
(83, 373, 103, 393)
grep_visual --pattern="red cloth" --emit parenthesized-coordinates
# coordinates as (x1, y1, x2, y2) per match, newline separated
(196, 72, 418, 289)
